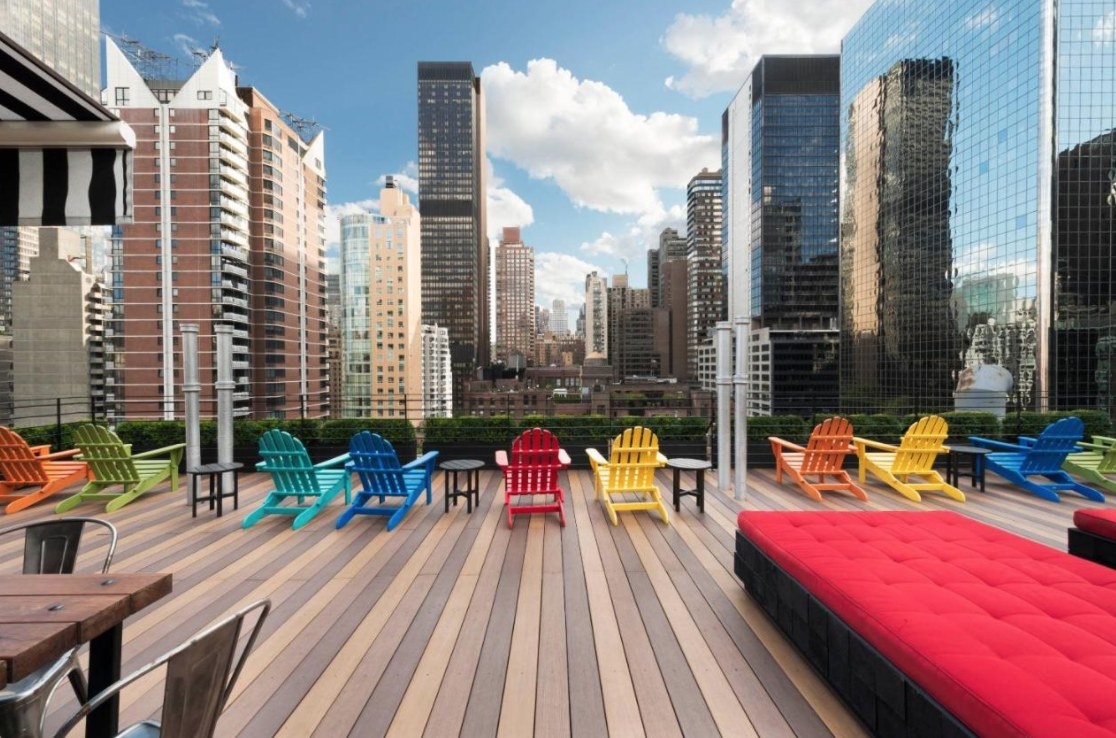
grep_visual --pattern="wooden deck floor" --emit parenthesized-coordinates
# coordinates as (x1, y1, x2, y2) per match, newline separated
(2, 463, 1103, 737)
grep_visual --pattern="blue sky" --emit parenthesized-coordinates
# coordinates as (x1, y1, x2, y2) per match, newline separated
(101, 0, 873, 318)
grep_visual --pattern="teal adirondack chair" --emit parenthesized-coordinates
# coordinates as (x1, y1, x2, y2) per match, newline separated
(56, 425, 184, 513)
(969, 416, 1105, 502)
(243, 430, 351, 530)
(336, 431, 438, 531)
(1063, 435, 1116, 495)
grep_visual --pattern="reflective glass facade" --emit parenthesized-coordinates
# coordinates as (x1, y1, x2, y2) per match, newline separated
(841, 0, 1116, 413)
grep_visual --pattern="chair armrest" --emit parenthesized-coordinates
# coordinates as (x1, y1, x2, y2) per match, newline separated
(968, 436, 1026, 452)
(1092, 435, 1116, 447)
(40, 448, 83, 461)
(586, 448, 607, 467)
(313, 452, 351, 469)
(402, 451, 439, 472)
(256, 460, 269, 471)
(1017, 436, 1037, 447)
(1075, 441, 1110, 451)
(558, 449, 572, 466)
(656, 452, 668, 466)
(132, 442, 187, 460)
(29, 444, 52, 457)
(495, 450, 509, 468)
(853, 437, 899, 453)
(768, 436, 806, 453)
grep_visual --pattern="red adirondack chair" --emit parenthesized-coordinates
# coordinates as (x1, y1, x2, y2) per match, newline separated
(0, 427, 89, 514)
(496, 428, 571, 528)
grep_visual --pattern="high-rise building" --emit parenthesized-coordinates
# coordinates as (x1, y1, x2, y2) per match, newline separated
(417, 62, 488, 406)
(0, 0, 99, 97)
(584, 271, 607, 360)
(103, 39, 328, 420)
(723, 56, 841, 415)
(421, 324, 452, 418)
(656, 227, 689, 380)
(494, 227, 535, 369)
(339, 178, 423, 421)
(550, 298, 568, 335)
(685, 168, 725, 378)
(840, 0, 1116, 412)
(606, 274, 650, 380)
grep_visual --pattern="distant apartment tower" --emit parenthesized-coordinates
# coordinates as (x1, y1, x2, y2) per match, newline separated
(584, 271, 607, 359)
(686, 168, 725, 379)
(417, 62, 488, 406)
(103, 39, 328, 420)
(607, 274, 650, 380)
(723, 56, 841, 415)
(325, 272, 341, 417)
(656, 227, 689, 380)
(421, 324, 452, 417)
(550, 298, 568, 335)
(535, 306, 549, 336)
(494, 227, 535, 369)
(339, 179, 423, 421)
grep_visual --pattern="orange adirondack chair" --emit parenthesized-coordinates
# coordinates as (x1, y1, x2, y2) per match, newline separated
(496, 427, 571, 528)
(0, 427, 88, 514)
(769, 417, 867, 502)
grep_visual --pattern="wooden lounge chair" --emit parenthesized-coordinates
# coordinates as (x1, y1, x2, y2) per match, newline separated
(496, 427, 571, 528)
(586, 426, 669, 526)
(336, 431, 438, 531)
(0, 427, 89, 513)
(244, 429, 352, 530)
(969, 416, 1105, 502)
(1062, 434, 1116, 495)
(56, 425, 184, 513)
(854, 415, 964, 502)
(770, 417, 867, 502)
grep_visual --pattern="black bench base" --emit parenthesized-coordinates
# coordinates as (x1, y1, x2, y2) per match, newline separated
(734, 531, 975, 738)
(1068, 527, 1116, 569)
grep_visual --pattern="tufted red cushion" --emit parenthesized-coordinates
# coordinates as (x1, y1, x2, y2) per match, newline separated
(737, 510, 1116, 738)
(1074, 508, 1116, 541)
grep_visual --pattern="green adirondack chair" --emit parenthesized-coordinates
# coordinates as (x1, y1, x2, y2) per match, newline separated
(56, 425, 185, 513)
(1063, 434, 1116, 495)
(243, 429, 351, 530)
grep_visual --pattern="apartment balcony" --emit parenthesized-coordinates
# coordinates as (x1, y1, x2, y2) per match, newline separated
(221, 243, 249, 262)
(221, 278, 248, 292)
(219, 164, 249, 188)
(221, 261, 249, 279)
(220, 210, 249, 234)
(218, 177, 249, 202)
(221, 294, 249, 310)
(220, 308, 250, 324)
(216, 108, 247, 140)
(219, 130, 248, 156)
(218, 194, 249, 218)
(231, 360, 250, 370)
(218, 144, 249, 171)
(220, 226, 248, 247)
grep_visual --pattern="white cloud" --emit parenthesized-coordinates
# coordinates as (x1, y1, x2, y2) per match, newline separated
(534, 252, 607, 316)
(661, 0, 874, 98)
(485, 158, 534, 241)
(1095, 11, 1116, 44)
(578, 201, 685, 285)
(172, 33, 205, 59)
(181, 0, 219, 26)
(281, 0, 310, 18)
(374, 161, 419, 195)
(481, 59, 719, 220)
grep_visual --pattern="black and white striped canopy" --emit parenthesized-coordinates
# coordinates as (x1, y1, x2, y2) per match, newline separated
(0, 30, 134, 226)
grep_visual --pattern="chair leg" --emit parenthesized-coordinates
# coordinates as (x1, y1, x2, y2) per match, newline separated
(67, 664, 88, 703)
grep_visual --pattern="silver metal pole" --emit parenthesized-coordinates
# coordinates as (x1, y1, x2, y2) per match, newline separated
(181, 324, 200, 504)
(715, 321, 732, 493)
(733, 316, 750, 501)
(215, 325, 234, 487)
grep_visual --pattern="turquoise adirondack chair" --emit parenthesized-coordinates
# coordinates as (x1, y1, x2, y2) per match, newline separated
(243, 430, 351, 530)
(56, 425, 184, 513)
(969, 416, 1105, 502)
(1063, 435, 1116, 495)
(336, 431, 438, 531)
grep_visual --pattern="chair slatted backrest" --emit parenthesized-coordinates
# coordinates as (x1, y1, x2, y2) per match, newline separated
(506, 428, 563, 493)
(799, 417, 854, 475)
(258, 430, 319, 495)
(892, 416, 948, 474)
(74, 424, 140, 484)
(1019, 416, 1084, 474)
(1095, 437, 1116, 473)
(349, 431, 406, 496)
(608, 426, 661, 491)
(0, 426, 48, 486)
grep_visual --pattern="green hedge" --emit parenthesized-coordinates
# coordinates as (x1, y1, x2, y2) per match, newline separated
(745, 415, 809, 444)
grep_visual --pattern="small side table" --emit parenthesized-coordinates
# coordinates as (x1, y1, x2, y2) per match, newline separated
(945, 445, 991, 492)
(667, 457, 711, 513)
(441, 459, 483, 513)
(187, 461, 243, 517)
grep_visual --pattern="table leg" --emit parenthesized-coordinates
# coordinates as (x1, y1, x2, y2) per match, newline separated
(87, 623, 122, 738)
(672, 468, 681, 511)
(696, 469, 705, 513)
(444, 471, 450, 513)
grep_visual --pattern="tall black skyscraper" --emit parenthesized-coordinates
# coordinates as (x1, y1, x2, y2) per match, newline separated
(417, 62, 488, 409)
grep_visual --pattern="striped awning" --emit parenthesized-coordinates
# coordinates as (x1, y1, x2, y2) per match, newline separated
(0, 30, 134, 226)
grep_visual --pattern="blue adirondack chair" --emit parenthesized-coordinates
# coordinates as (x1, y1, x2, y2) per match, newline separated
(243, 430, 351, 530)
(336, 431, 439, 531)
(969, 416, 1105, 502)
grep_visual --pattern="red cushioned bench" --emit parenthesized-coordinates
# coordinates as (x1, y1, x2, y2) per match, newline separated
(1069, 508, 1116, 569)
(734, 510, 1116, 738)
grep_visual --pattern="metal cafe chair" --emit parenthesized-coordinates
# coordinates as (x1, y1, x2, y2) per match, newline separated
(0, 517, 118, 738)
(52, 599, 271, 738)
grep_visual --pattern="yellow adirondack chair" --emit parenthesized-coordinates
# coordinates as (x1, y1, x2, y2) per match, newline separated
(0, 427, 89, 513)
(770, 417, 867, 502)
(56, 425, 185, 513)
(586, 426, 669, 526)
(854, 415, 964, 502)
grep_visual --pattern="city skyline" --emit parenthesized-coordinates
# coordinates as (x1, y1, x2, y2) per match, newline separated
(100, 0, 876, 316)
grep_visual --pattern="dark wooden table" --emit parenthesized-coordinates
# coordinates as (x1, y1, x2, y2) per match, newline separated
(0, 572, 172, 737)
(667, 457, 711, 513)
(188, 461, 244, 517)
(945, 445, 992, 492)
(440, 459, 483, 513)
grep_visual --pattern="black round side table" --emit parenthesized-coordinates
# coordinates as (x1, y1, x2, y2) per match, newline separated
(667, 457, 711, 513)
(440, 459, 483, 513)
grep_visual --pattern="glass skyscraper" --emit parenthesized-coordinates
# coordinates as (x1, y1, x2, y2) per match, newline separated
(417, 62, 488, 409)
(841, 0, 1116, 413)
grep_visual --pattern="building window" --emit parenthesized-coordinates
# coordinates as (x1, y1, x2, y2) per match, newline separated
(197, 90, 213, 101)
(114, 87, 129, 106)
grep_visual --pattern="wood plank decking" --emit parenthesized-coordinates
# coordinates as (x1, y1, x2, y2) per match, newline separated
(0, 463, 1102, 737)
